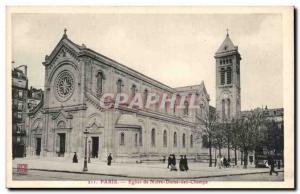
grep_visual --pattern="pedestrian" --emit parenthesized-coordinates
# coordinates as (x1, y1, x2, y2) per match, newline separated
(268, 155, 278, 176)
(220, 156, 224, 168)
(167, 154, 172, 168)
(107, 153, 112, 166)
(170, 154, 177, 171)
(227, 158, 231, 168)
(73, 152, 78, 163)
(223, 157, 227, 167)
(217, 154, 222, 169)
(179, 155, 185, 171)
(183, 155, 189, 171)
(163, 156, 166, 163)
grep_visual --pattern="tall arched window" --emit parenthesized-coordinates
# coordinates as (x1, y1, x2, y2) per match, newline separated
(190, 134, 193, 148)
(96, 72, 104, 95)
(117, 79, 123, 93)
(134, 133, 138, 147)
(131, 84, 137, 97)
(165, 100, 169, 113)
(143, 89, 148, 107)
(227, 99, 231, 118)
(139, 129, 143, 146)
(221, 68, 225, 85)
(182, 133, 186, 148)
(120, 132, 125, 145)
(227, 67, 232, 84)
(173, 132, 177, 147)
(151, 128, 156, 147)
(222, 99, 225, 120)
(163, 130, 167, 147)
(184, 101, 189, 115)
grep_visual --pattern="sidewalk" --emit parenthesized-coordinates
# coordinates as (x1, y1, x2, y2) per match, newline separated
(12, 158, 283, 179)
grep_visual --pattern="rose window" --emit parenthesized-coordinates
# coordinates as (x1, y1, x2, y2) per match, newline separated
(55, 70, 74, 101)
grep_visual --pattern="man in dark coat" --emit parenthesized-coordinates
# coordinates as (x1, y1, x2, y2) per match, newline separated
(268, 155, 278, 176)
(107, 153, 112, 166)
(183, 155, 189, 171)
(167, 155, 172, 168)
(73, 152, 78, 163)
(179, 155, 185, 171)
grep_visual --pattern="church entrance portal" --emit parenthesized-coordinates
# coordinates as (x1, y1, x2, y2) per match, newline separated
(58, 133, 66, 157)
(36, 137, 41, 156)
(91, 137, 99, 158)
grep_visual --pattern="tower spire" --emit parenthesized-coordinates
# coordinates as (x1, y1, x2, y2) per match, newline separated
(226, 28, 229, 37)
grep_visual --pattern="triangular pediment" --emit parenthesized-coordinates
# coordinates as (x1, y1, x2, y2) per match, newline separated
(89, 122, 101, 129)
(86, 113, 104, 128)
(52, 109, 73, 120)
(43, 36, 82, 66)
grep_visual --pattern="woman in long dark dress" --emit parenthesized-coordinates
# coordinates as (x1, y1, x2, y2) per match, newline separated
(183, 155, 189, 171)
(179, 155, 185, 171)
(107, 153, 112, 166)
(73, 152, 78, 163)
(170, 154, 177, 171)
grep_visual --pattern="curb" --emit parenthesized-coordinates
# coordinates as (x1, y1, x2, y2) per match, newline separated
(13, 168, 284, 179)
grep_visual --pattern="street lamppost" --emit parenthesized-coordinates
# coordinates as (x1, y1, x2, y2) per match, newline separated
(83, 128, 89, 172)
(88, 139, 91, 163)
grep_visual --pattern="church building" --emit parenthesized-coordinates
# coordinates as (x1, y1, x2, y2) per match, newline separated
(25, 30, 212, 162)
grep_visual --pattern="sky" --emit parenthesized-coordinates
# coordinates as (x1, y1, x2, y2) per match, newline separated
(11, 13, 283, 110)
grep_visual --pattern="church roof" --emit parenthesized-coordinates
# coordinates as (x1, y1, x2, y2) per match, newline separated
(44, 29, 211, 100)
(215, 34, 238, 55)
(174, 81, 210, 101)
(44, 29, 177, 93)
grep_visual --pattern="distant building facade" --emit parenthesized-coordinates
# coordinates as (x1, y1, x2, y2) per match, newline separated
(242, 107, 284, 157)
(12, 65, 28, 158)
(25, 31, 211, 161)
(27, 87, 43, 111)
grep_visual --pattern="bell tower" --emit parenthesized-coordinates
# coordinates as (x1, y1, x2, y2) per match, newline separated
(215, 31, 241, 120)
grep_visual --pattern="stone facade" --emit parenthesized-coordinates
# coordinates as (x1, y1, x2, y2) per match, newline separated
(26, 32, 210, 161)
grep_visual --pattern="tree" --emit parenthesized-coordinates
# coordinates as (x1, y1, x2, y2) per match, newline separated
(201, 106, 219, 167)
(236, 110, 264, 168)
(220, 119, 232, 161)
(211, 123, 225, 157)
(261, 119, 284, 156)
(230, 117, 240, 165)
